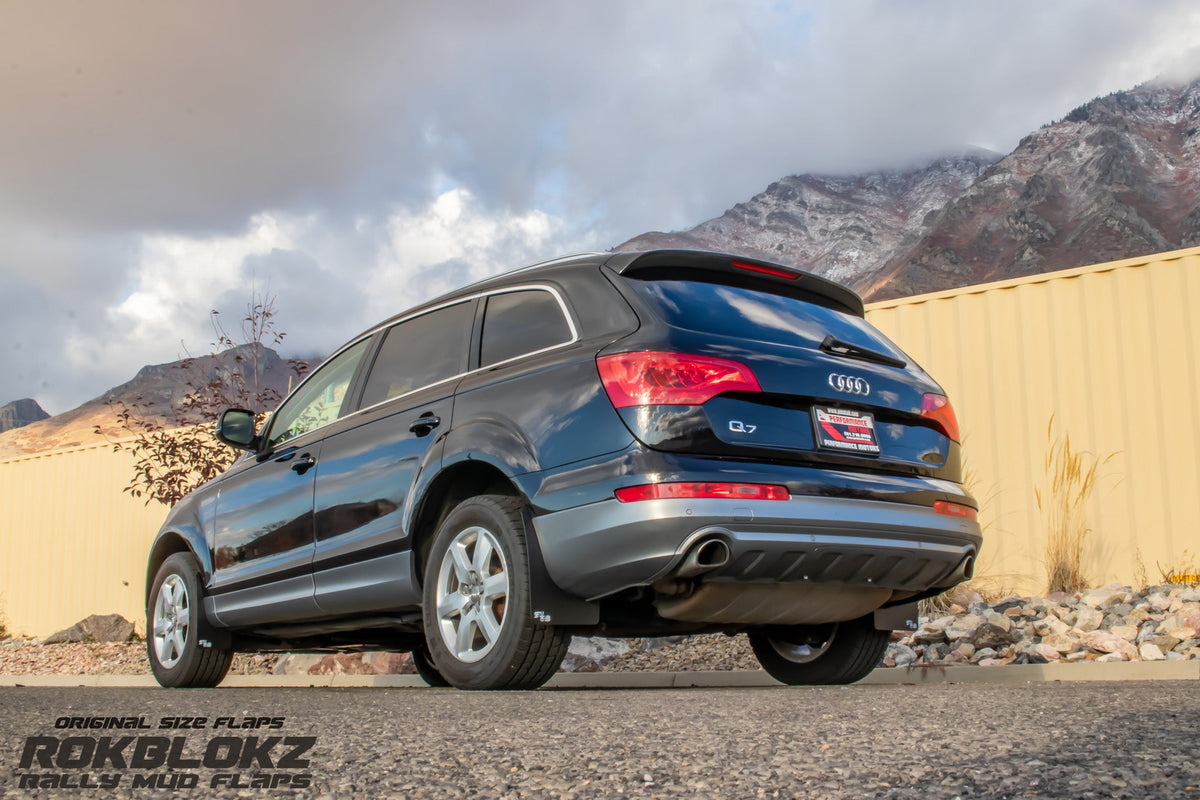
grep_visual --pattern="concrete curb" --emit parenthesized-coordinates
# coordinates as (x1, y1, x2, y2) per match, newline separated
(1, 660, 1195, 688)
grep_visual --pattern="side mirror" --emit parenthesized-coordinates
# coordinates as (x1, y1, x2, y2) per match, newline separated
(216, 408, 259, 451)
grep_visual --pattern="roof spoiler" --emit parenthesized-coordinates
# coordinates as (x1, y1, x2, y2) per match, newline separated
(602, 250, 865, 317)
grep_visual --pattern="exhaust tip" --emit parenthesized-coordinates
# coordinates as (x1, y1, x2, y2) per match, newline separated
(695, 539, 730, 569)
(673, 536, 732, 579)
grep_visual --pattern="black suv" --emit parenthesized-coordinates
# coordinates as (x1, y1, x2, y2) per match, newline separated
(145, 250, 982, 690)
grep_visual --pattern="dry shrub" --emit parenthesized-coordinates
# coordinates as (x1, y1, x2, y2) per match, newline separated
(1035, 418, 1116, 595)
(1158, 550, 1200, 587)
(99, 292, 308, 507)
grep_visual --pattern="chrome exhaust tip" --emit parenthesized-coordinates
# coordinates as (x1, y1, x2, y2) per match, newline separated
(673, 537, 731, 579)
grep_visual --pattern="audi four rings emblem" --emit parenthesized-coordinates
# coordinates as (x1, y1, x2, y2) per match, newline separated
(828, 373, 870, 396)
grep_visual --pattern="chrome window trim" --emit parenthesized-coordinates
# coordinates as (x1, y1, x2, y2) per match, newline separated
(262, 284, 579, 442)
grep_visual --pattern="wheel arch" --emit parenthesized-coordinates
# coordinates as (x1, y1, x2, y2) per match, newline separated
(408, 458, 520, 583)
(410, 455, 599, 627)
(145, 527, 211, 605)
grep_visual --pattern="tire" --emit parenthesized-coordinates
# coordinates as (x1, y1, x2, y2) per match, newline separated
(421, 495, 569, 690)
(411, 646, 450, 687)
(147, 552, 233, 688)
(749, 613, 889, 686)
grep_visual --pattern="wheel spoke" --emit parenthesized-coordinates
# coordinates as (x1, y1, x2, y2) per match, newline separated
(449, 541, 473, 584)
(455, 611, 477, 655)
(482, 572, 507, 600)
(472, 534, 494, 574)
(170, 630, 186, 661)
(478, 607, 502, 644)
(437, 591, 467, 619)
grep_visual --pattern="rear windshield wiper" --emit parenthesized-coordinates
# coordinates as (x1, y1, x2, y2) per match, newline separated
(820, 335, 906, 369)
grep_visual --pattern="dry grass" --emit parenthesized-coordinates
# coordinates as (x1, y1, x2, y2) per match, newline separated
(1035, 418, 1116, 595)
(1158, 550, 1200, 587)
(918, 575, 1020, 617)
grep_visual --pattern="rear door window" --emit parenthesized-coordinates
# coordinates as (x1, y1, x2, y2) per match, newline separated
(480, 289, 573, 367)
(360, 300, 474, 407)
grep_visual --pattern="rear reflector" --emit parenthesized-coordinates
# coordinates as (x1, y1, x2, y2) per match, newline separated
(732, 260, 800, 280)
(921, 393, 961, 442)
(934, 500, 977, 521)
(615, 482, 789, 502)
(597, 352, 761, 408)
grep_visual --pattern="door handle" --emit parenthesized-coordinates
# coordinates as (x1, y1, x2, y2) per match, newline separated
(291, 453, 316, 474)
(409, 414, 441, 436)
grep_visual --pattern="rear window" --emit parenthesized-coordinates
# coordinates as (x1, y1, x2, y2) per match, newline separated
(627, 278, 907, 360)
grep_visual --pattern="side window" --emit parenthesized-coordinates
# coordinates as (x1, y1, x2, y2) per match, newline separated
(359, 300, 474, 408)
(480, 290, 572, 367)
(266, 338, 370, 448)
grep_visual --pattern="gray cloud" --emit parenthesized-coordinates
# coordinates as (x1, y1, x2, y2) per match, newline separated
(3, 1, 1200, 413)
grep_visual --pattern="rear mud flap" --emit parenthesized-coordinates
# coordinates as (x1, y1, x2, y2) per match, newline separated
(873, 601, 919, 632)
(523, 507, 600, 626)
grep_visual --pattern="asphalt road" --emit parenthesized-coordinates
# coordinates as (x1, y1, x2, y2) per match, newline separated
(1, 682, 1197, 798)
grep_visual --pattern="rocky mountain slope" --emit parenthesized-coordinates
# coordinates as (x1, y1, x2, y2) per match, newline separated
(619, 77, 1200, 301)
(0, 398, 49, 434)
(620, 151, 999, 289)
(0, 345, 306, 458)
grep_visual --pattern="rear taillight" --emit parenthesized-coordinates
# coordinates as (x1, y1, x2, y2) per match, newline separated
(934, 500, 977, 521)
(615, 482, 789, 502)
(921, 393, 960, 442)
(597, 352, 761, 408)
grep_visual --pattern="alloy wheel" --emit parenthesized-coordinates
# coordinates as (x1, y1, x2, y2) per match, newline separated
(434, 526, 509, 663)
(152, 574, 190, 669)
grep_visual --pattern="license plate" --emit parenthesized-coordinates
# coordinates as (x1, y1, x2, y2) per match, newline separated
(812, 406, 880, 455)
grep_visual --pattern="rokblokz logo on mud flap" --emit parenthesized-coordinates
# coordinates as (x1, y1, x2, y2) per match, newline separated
(16, 714, 316, 790)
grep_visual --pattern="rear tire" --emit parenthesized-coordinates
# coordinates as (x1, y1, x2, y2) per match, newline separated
(147, 552, 233, 688)
(422, 495, 569, 690)
(749, 613, 889, 685)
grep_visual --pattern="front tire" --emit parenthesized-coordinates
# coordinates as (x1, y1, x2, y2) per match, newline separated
(749, 613, 889, 685)
(147, 552, 233, 688)
(421, 495, 569, 690)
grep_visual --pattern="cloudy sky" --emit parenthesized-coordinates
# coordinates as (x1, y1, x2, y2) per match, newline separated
(4, 1, 1200, 414)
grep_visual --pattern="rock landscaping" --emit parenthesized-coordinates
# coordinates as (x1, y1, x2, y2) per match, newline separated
(2, 582, 1197, 677)
(885, 582, 1200, 668)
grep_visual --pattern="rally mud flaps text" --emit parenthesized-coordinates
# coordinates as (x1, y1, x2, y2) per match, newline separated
(16, 716, 315, 790)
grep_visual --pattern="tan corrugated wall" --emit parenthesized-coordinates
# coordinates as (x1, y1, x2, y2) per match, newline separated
(0, 441, 167, 637)
(866, 246, 1200, 594)
(2, 248, 1198, 636)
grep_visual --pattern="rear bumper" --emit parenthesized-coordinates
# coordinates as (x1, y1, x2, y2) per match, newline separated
(531, 495, 983, 601)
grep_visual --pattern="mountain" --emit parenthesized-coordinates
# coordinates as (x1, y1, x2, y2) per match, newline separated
(619, 151, 1000, 289)
(860, 80, 1200, 299)
(0, 344, 309, 458)
(617, 77, 1200, 301)
(0, 398, 49, 433)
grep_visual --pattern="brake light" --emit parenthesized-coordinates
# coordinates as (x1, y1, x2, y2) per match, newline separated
(934, 500, 977, 521)
(615, 482, 789, 502)
(732, 260, 800, 280)
(597, 352, 761, 407)
(921, 393, 960, 442)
